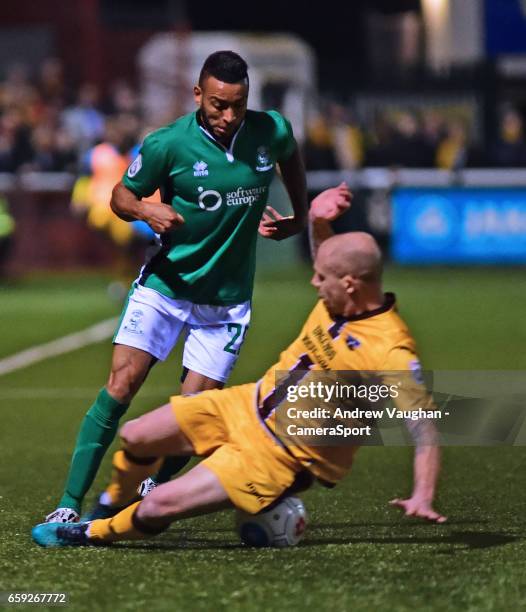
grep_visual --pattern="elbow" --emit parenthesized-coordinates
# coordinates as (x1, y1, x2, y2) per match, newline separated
(110, 182, 137, 221)
(110, 182, 122, 215)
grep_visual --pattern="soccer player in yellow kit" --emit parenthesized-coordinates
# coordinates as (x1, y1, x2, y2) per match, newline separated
(32, 183, 446, 547)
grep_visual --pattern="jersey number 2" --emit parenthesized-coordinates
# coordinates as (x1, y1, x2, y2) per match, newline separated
(223, 324, 248, 355)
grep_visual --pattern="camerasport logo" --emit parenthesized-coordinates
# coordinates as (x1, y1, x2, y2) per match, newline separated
(197, 186, 267, 211)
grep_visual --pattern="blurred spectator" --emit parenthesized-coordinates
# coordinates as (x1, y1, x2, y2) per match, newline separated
(327, 102, 364, 170)
(389, 110, 435, 167)
(303, 113, 338, 170)
(114, 112, 141, 154)
(0, 109, 33, 171)
(70, 116, 155, 284)
(421, 110, 445, 155)
(436, 119, 468, 170)
(365, 112, 395, 167)
(106, 79, 140, 116)
(37, 58, 67, 106)
(71, 117, 153, 247)
(27, 124, 77, 172)
(61, 83, 105, 155)
(72, 118, 131, 244)
(0, 62, 35, 111)
(489, 108, 526, 167)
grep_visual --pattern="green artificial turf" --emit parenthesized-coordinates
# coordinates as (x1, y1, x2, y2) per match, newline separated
(0, 266, 525, 611)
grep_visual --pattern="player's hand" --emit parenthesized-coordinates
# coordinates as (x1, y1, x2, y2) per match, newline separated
(389, 497, 447, 523)
(309, 182, 352, 222)
(142, 201, 185, 233)
(258, 206, 306, 241)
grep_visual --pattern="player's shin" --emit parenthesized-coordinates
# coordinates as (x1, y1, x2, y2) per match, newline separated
(58, 388, 129, 511)
(88, 500, 169, 543)
(105, 449, 162, 507)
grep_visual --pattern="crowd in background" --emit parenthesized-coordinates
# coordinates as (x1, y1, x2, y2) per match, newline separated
(304, 101, 526, 172)
(2, 58, 526, 175)
(0, 58, 143, 174)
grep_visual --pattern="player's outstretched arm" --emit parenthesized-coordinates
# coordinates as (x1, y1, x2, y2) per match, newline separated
(259, 148, 308, 241)
(110, 182, 184, 234)
(308, 182, 352, 260)
(390, 419, 447, 523)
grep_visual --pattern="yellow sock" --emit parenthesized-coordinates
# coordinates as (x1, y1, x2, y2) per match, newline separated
(105, 450, 162, 507)
(88, 501, 169, 543)
(88, 501, 145, 542)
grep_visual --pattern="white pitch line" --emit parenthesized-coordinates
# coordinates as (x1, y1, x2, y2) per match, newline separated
(0, 317, 119, 377)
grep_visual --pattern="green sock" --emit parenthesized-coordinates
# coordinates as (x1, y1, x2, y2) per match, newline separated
(58, 388, 129, 512)
(153, 456, 191, 484)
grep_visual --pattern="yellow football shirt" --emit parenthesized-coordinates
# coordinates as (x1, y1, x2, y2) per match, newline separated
(256, 294, 433, 484)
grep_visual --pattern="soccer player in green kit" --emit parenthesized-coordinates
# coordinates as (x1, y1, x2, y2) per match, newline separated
(44, 50, 308, 523)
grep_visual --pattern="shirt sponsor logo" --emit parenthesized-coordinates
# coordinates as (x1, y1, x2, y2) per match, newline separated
(197, 187, 222, 211)
(226, 186, 267, 207)
(255, 146, 273, 172)
(196, 185, 267, 211)
(193, 160, 209, 177)
(127, 154, 142, 178)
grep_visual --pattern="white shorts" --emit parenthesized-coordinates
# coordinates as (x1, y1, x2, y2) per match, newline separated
(114, 285, 251, 383)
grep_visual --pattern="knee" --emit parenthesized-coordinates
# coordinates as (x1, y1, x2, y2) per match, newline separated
(120, 419, 145, 452)
(107, 363, 142, 402)
(138, 486, 181, 521)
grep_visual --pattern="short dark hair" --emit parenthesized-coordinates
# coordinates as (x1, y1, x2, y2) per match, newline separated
(199, 51, 249, 86)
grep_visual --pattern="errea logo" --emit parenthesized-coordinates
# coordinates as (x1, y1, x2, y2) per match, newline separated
(193, 160, 209, 177)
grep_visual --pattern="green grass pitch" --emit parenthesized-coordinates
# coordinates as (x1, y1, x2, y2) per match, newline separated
(0, 265, 525, 611)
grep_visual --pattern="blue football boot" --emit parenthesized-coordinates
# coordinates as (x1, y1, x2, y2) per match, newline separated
(32, 522, 91, 548)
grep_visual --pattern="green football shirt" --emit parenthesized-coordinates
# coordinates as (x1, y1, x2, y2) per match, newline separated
(122, 109, 296, 305)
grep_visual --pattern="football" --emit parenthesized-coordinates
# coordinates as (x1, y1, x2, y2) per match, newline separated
(235, 497, 308, 548)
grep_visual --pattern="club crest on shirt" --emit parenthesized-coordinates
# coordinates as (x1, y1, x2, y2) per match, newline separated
(127, 154, 142, 178)
(346, 334, 361, 350)
(193, 160, 209, 177)
(255, 146, 273, 172)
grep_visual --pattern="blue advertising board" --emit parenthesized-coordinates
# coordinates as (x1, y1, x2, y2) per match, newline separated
(392, 188, 526, 263)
